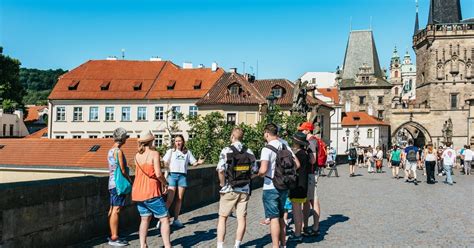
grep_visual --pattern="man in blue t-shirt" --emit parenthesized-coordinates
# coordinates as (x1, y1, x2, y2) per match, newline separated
(403, 139, 420, 185)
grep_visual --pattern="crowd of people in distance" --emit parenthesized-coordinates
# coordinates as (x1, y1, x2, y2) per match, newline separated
(105, 121, 327, 248)
(346, 138, 473, 186)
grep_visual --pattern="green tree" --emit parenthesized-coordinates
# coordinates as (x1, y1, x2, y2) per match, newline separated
(19, 68, 67, 105)
(0, 47, 24, 110)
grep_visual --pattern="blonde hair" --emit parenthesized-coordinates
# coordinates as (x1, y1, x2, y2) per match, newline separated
(138, 140, 154, 154)
(232, 127, 244, 141)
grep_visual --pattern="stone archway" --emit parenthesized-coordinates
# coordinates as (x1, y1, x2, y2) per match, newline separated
(392, 121, 432, 148)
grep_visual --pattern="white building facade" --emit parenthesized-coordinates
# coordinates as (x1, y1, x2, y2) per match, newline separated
(300, 72, 336, 88)
(0, 109, 29, 137)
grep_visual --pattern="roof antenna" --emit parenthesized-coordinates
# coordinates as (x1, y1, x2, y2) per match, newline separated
(121, 49, 125, 60)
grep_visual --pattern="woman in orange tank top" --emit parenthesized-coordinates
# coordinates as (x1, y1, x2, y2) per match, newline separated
(132, 130, 171, 248)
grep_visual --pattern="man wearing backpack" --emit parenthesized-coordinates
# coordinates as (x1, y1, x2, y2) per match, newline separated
(258, 123, 298, 248)
(403, 139, 419, 185)
(297, 122, 321, 236)
(216, 127, 257, 248)
(347, 143, 358, 177)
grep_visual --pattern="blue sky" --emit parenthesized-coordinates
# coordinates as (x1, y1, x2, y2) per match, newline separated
(1, 0, 473, 80)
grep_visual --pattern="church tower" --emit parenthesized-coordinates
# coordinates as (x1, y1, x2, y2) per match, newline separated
(390, 47, 402, 97)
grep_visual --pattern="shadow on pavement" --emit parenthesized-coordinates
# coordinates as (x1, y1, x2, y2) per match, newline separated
(171, 228, 217, 247)
(184, 213, 219, 225)
(241, 233, 272, 247)
(301, 214, 350, 244)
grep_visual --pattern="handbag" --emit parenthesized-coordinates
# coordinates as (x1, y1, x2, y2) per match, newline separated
(114, 149, 132, 195)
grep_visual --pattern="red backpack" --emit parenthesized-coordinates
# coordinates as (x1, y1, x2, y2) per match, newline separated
(308, 135, 328, 168)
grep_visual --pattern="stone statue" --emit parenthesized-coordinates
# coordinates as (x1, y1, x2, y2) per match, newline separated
(353, 125, 360, 146)
(292, 79, 312, 117)
(442, 118, 453, 144)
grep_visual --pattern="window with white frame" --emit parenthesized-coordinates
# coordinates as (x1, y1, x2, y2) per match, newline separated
(189, 106, 198, 117)
(171, 106, 181, 120)
(155, 106, 164, 120)
(89, 107, 99, 121)
(72, 135, 82, 139)
(367, 129, 373, 138)
(73, 107, 83, 121)
(121, 107, 131, 121)
(89, 135, 98, 139)
(137, 107, 147, 121)
(55, 135, 65, 139)
(227, 113, 237, 125)
(154, 134, 164, 147)
(105, 107, 115, 121)
(272, 87, 283, 98)
(56, 107, 66, 121)
(104, 135, 113, 138)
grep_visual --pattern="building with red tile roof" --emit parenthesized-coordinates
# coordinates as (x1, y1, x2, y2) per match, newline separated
(0, 138, 139, 183)
(47, 59, 224, 141)
(341, 112, 389, 127)
(24, 105, 48, 134)
(197, 72, 333, 143)
(25, 127, 48, 139)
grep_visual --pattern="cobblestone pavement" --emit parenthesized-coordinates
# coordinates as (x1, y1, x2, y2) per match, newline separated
(80, 163, 474, 247)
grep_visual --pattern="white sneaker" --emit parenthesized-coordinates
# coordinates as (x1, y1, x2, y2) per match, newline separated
(172, 219, 184, 228)
(108, 238, 128, 246)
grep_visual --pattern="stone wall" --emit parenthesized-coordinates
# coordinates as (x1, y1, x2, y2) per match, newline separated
(0, 165, 263, 247)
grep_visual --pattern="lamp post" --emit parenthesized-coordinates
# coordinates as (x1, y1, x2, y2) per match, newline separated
(374, 127, 378, 148)
(266, 93, 277, 124)
(345, 128, 350, 151)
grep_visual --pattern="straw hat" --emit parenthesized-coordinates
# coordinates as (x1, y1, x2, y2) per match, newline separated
(138, 130, 154, 143)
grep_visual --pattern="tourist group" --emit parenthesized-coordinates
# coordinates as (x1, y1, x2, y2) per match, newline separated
(106, 121, 326, 248)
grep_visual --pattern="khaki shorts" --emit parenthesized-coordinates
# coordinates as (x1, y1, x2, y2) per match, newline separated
(307, 174, 318, 201)
(218, 192, 249, 218)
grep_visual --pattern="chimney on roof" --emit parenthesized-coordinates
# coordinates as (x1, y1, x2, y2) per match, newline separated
(230, 68, 237, 73)
(198, 64, 204, 68)
(183, 62, 193, 69)
(106, 56, 118, 61)
(211, 62, 218, 72)
(150, 56, 162, 61)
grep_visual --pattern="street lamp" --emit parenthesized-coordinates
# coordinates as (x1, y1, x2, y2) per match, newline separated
(266, 93, 277, 124)
(374, 127, 378, 148)
(345, 128, 350, 151)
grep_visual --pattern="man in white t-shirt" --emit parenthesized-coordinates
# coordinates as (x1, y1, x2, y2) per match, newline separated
(258, 123, 296, 248)
(462, 145, 473, 175)
(216, 128, 257, 248)
(441, 142, 456, 185)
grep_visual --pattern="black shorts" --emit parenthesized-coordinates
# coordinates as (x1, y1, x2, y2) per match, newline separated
(391, 161, 400, 167)
(349, 159, 357, 165)
(358, 155, 364, 163)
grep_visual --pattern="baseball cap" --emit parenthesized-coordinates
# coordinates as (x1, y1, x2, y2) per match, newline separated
(297, 122, 314, 131)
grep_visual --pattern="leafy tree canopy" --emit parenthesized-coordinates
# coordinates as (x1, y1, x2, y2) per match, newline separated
(0, 47, 24, 111)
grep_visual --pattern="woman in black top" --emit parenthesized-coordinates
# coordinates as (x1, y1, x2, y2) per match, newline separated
(288, 132, 315, 242)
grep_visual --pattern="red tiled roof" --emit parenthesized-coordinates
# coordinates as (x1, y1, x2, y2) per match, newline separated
(341, 112, 389, 126)
(24, 106, 47, 123)
(146, 62, 225, 99)
(0, 138, 139, 169)
(197, 73, 333, 109)
(318, 88, 339, 104)
(24, 127, 48, 139)
(196, 73, 266, 105)
(48, 60, 224, 100)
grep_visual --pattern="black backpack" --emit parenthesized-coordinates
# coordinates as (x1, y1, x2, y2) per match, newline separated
(265, 144, 297, 191)
(349, 148, 357, 159)
(226, 146, 256, 188)
(407, 148, 417, 162)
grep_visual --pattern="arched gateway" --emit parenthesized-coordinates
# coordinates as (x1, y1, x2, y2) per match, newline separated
(392, 121, 432, 148)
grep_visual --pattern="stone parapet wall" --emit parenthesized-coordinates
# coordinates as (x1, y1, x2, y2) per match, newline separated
(0, 165, 263, 247)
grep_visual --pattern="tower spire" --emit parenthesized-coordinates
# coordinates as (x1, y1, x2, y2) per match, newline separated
(414, 0, 419, 35)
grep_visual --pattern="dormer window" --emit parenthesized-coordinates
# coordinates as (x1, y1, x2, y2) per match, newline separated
(133, 81, 142, 91)
(353, 116, 361, 121)
(100, 81, 110, 91)
(194, 80, 202, 90)
(271, 87, 283, 98)
(167, 80, 176, 90)
(229, 83, 241, 96)
(68, 80, 80, 90)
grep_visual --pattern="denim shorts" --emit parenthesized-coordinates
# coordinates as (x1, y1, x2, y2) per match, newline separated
(109, 188, 126, 207)
(168, 173, 187, 188)
(136, 196, 169, 219)
(262, 188, 289, 219)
